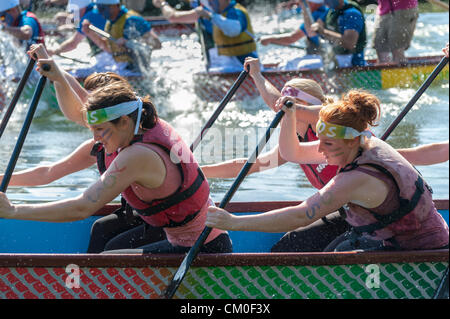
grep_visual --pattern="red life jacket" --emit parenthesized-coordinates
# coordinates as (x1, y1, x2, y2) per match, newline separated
(13, 11, 45, 46)
(298, 125, 339, 189)
(340, 138, 449, 250)
(91, 119, 211, 228)
(25, 11, 45, 44)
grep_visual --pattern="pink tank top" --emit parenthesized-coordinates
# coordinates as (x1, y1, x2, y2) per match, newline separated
(129, 144, 224, 247)
(377, 0, 418, 16)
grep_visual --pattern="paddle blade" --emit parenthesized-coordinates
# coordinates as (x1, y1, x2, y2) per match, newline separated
(161, 227, 212, 299)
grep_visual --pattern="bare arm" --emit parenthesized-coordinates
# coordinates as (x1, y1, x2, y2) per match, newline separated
(201, 145, 287, 179)
(153, 0, 200, 24)
(260, 29, 306, 46)
(48, 32, 85, 55)
(312, 20, 359, 52)
(28, 44, 87, 124)
(278, 104, 325, 164)
(0, 139, 96, 186)
(0, 145, 166, 222)
(1, 25, 33, 41)
(398, 141, 449, 166)
(81, 20, 111, 53)
(206, 169, 386, 232)
(243, 58, 282, 110)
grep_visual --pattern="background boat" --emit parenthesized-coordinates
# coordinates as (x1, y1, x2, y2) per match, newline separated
(0, 200, 448, 299)
(193, 55, 450, 102)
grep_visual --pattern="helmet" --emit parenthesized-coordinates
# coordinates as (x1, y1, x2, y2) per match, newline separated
(0, 0, 19, 13)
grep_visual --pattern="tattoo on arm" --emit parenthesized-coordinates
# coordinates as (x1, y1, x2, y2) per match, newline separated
(305, 191, 334, 219)
(86, 162, 126, 203)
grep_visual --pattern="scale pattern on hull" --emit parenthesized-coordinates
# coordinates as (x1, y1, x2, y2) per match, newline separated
(0, 262, 447, 299)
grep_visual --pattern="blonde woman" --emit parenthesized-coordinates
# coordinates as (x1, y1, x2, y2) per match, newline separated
(202, 57, 349, 252)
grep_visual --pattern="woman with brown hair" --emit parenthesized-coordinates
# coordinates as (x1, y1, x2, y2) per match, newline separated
(0, 82, 232, 254)
(206, 90, 449, 252)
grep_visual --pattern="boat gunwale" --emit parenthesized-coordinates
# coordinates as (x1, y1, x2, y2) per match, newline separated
(0, 250, 447, 268)
(93, 199, 449, 215)
(0, 200, 447, 268)
(195, 55, 446, 77)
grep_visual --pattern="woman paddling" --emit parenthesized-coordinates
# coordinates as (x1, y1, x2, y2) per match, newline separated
(206, 90, 449, 252)
(0, 82, 232, 254)
(202, 57, 352, 252)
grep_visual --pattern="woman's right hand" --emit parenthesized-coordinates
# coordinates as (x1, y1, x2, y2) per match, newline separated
(0, 192, 14, 219)
(243, 57, 261, 78)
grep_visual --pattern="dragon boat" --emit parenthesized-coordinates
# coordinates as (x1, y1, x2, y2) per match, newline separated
(193, 55, 449, 102)
(0, 200, 448, 299)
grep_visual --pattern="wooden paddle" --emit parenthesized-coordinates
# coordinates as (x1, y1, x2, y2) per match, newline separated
(190, 68, 249, 152)
(381, 56, 449, 141)
(88, 24, 153, 52)
(162, 100, 294, 299)
(0, 65, 50, 192)
(0, 58, 36, 139)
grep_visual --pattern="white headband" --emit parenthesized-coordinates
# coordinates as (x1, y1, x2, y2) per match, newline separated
(86, 98, 143, 135)
(281, 86, 323, 105)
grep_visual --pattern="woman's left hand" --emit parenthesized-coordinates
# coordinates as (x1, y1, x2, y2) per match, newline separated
(0, 192, 15, 219)
(206, 206, 236, 230)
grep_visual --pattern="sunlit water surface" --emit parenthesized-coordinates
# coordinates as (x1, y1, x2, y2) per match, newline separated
(0, 8, 448, 205)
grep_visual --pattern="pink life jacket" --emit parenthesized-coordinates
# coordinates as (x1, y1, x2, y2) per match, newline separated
(91, 119, 211, 228)
(340, 137, 449, 250)
(298, 125, 339, 189)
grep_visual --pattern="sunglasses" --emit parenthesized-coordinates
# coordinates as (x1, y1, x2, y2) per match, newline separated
(96, 4, 109, 15)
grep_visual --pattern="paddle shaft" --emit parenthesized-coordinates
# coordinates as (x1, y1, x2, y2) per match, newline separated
(433, 266, 449, 299)
(88, 24, 118, 43)
(381, 56, 448, 141)
(163, 101, 293, 299)
(0, 58, 36, 140)
(0, 74, 48, 192)
(301, 0, 314, 24)
(190, 70, 249, 152)
(56, 54, 90, 64)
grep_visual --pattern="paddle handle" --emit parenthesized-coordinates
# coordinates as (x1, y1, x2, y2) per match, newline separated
(190, 69, 249, 152)
(0, 58, 36, 140)
(0, 73, 48, 192)
(163, 100, 294, 299)
(381, 56, 448, 141)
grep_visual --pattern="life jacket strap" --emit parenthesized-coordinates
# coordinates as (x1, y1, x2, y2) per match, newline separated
(134, 167, 206, 217)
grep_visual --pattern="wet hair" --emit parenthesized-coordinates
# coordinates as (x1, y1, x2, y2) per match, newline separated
(319, 90, 381, 132)
(85, 82, 158, 130)
(284, 78, 333, 105)
(83, 72, 131, 91)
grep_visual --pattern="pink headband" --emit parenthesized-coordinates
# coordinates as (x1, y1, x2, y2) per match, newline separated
(281, 86, 322, 105)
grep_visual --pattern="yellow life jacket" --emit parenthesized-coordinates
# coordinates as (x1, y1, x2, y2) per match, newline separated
(212, 3, 256, 57)
(104, 9, 140, 63)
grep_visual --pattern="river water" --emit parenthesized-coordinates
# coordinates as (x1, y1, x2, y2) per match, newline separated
(0, 7, 448, 205)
